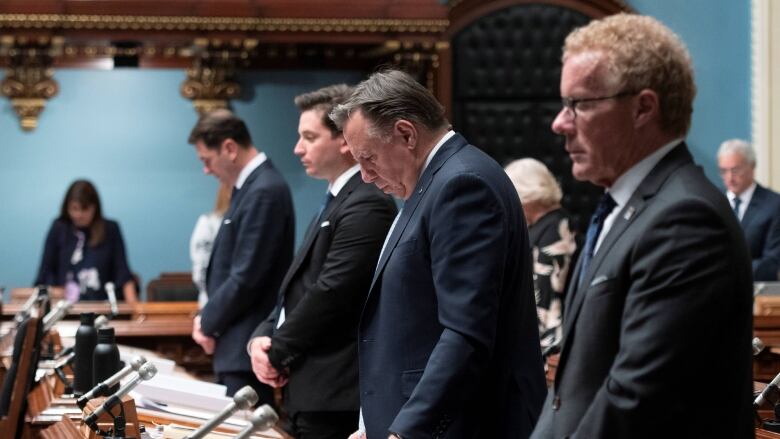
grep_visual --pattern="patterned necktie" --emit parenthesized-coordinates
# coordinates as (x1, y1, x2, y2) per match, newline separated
(577, 193, 617, 287)
(732, 196, 742, 218)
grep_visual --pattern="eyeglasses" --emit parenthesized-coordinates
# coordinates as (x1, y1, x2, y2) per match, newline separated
(718, 164, 749, 177)
(560, 91, 637, 122)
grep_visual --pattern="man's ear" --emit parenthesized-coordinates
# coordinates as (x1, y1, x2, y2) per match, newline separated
(338, 134, 351, 156)
(221, 138, 239, 160)
(394, 120, 417, 150)
(634, 89, 660, 129)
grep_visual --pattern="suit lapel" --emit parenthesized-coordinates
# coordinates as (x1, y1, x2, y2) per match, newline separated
(280, 172, 362, 298)
(557, 143, 694, 385)
(205, 160, 269, 289)
(366, 134, 467, 295)
(741, 184, 764, 231)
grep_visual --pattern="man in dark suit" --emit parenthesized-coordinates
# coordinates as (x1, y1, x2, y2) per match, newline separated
(331, 70, 546, 439)
(247, 85, 397, 439)
(188, 110, 295, 405)
(531, 14, 753, 438)
(718, 138, 780, 281)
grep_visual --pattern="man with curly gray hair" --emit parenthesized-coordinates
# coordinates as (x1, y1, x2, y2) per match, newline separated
(531, 13, 753, 438)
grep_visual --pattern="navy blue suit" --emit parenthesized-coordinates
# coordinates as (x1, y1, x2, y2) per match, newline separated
(741, 184, 780, 281)
(359, 133, 546, 439)
(201, 159, 295, 394)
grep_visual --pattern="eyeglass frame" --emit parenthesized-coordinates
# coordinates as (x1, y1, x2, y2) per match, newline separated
(560, 91, 638, 122)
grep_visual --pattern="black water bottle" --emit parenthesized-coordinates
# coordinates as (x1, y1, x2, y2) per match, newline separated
(73, 312, 98, 395)
(93, 327, 120, 393)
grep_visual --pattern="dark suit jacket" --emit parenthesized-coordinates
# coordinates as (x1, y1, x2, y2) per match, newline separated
(531, 144, 754, 438)
(359, 133, 546, 439)
(741, 183, 780, 281)
(251, 172, 397, 414)
(201, 159, 295, 374)
(35, 218, 134, 301)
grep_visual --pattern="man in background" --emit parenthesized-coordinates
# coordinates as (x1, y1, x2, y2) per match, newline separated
(188, 110, 295, 406)
(718, 138, 780, 281)
(332, 69, 546, 439)
(531, 14, 753, 438)
(248, 85, 396, 439)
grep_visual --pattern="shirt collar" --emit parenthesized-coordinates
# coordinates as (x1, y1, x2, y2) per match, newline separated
(727, 182, 756, 204)
(608, 138, 683, 208)
(420, 130, 456, 177)
(328, 164, 361, 197)
(235, 151, 267, 190)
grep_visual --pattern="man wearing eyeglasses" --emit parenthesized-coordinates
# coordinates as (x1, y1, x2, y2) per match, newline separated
(717, 138, 780, 281)
(531, 13, 753, 438)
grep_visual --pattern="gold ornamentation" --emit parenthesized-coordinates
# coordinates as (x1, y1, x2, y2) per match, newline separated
(0, 38, 61, 131)
(391, 41, 446, 92)
(180, 42, 242, 115)
(0, 14, 449, 34)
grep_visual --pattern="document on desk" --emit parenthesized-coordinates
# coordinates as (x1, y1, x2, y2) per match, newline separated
(163, 422, 283, 438)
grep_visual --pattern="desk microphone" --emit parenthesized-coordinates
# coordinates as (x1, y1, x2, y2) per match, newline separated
(14, 286, 41, 325)
(183, 386, 259, 439)
(234, 405, 279, 439)
(94, 314, 110, 330)
(83, 362, 157, 430)
(754, 337, 767, 356)
(755, 371, 780, 409)
(53, 351, 76, 370)
(105, 282, 119, 317)
(43, 300, 72, 332)
(77, 355, 147, 409)
(54, 346, 74, 360)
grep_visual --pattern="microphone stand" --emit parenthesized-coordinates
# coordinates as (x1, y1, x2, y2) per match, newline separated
(94, 394, 130, 439)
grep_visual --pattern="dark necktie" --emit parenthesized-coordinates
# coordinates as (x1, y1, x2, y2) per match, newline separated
(732, 196, 742, 218)
(578, 193, 617, 287)
(316, 191, 335, 223)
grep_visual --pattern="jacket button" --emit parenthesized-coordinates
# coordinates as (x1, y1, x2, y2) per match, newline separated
(552, 396, 561, 410)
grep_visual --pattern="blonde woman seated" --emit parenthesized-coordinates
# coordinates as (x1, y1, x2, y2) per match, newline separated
(505, 158, 577, 349)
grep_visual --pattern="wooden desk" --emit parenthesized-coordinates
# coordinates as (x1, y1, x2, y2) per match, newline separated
(3, 301, 212, 378)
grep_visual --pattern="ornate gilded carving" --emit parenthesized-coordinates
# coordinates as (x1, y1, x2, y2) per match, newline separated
(0, 14, 449, 34)
(391, 41, 449, 93)
(0, 37, 62, 131)
(180, 40, 251, 114)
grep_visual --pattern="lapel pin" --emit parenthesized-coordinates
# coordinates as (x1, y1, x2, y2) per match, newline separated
(623, 206, 636, 221)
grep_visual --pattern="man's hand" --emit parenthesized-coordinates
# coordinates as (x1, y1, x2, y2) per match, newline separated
(348, 430, 366, 439)
(192, 315, 216, 354)
(249, 336, 288, 388)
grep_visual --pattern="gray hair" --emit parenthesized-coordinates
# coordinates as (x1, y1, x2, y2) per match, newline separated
(717, 138, 755, 166)
(329, 69, 448, 139)
(504, 158, 563, 207)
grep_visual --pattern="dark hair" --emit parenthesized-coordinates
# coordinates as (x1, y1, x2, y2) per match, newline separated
(187, 109, 253, 150)
(329, 69, 448, 138)
(294, 84, 354, 137)
(59, 179, 105, 246)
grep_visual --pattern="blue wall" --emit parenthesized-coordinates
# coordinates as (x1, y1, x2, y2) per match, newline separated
(0, 69, 363, 295)
(628, 0, 752, 186)
(0, 1, 752, 295)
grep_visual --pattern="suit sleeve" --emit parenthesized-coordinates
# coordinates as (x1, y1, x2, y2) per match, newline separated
(251, 301, 281, 339)
(570, 198, 749, 437)
(390, 174, 510, 437)
(108, 221, 133, 298)
(266, 194, 396, 370)
(200, 188, 291, 337)
(35, 221, 61, 286)
(752, 201, 780, 281)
